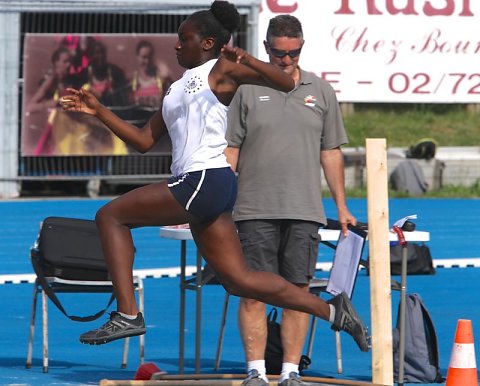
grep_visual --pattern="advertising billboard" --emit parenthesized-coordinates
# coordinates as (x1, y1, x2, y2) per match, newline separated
(259, 0, 480, 103)
(22, 34, 183, 156)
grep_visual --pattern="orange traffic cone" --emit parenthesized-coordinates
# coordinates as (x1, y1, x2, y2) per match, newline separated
(445, 319, 478, 386)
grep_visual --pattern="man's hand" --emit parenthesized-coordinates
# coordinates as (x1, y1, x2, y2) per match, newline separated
(339, 210, 357, 237)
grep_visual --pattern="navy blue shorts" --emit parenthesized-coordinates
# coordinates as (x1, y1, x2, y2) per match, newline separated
(167, 167, 237, 222)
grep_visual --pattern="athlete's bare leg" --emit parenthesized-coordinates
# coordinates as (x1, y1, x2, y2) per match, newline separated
(95, 181, 198, 315)
(190, 212, 330, 319)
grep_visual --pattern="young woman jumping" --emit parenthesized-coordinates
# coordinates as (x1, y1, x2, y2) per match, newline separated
(61, 0, 369, 353)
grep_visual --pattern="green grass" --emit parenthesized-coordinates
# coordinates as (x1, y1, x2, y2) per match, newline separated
(322, 182, 480, 199)
(343, 104, 480, 148)
(424, 183, 480, 198)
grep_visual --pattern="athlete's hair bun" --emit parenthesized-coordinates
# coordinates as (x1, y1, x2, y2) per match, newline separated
(210, 1, 240, 33)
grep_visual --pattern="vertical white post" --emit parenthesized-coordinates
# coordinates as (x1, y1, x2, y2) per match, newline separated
(0, 12, 21, 198)
(366, 138, 393, 385)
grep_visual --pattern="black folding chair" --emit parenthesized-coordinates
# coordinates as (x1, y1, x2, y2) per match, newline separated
(25, 218, 145, 372)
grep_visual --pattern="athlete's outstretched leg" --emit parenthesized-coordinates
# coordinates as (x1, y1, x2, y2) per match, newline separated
(190, 212, 370, 352)
(190, 212, 327, 316)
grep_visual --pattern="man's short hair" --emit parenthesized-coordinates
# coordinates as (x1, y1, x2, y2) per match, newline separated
(266, 15, 303, 44)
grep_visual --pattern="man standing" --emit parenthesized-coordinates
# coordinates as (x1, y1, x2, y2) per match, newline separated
(225, 15, 358, 386)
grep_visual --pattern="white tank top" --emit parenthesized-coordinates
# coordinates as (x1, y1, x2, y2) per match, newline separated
(162, 59, 230, 176)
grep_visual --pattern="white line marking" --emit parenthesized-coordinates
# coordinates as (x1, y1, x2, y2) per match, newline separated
(2, 258, 479, 285)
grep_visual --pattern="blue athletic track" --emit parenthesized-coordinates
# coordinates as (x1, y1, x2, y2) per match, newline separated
(1, 198, 479, 386)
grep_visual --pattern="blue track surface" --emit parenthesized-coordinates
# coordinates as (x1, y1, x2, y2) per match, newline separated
(1, 198, 479, 385)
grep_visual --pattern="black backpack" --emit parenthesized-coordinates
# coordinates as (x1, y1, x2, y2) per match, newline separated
(265, 308, 311, 374)
(265, 308, 283, 374)
(393, 293, 443, 383)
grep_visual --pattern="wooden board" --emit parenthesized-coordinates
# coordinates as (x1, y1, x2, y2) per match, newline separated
(99, 373, 387, 386)
(365, 138, 393, 386)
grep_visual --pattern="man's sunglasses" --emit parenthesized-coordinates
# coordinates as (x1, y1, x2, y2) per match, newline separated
(267, 45, 302, 59)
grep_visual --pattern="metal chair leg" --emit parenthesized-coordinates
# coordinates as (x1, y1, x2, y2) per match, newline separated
(42, 289, 49, 373)
(122, 338, 130, 369)
(138, 280, 145, 364)
(335, 330, 342, 374)
(306, 314, 318, 359)
(306, 314, 342, 374)
(214, 292, 230, 371)
(26, 282, 39, 369)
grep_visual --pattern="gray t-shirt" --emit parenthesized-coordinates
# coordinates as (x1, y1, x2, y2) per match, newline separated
(226, 69, 347, 224)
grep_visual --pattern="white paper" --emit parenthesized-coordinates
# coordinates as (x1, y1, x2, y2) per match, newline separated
(326, 229, 365, 298)
(392, 214, 418, 229)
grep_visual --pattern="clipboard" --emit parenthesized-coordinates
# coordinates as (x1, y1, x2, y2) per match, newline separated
(326, 225, 367, 298)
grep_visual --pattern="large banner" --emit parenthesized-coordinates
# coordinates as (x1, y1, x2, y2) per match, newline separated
(259, 0, 480, 103)
(22, 34, 183, 156)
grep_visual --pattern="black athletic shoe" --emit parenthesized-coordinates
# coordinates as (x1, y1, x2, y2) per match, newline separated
(80, 311, 146, 345)
(327, 292, 370, 352)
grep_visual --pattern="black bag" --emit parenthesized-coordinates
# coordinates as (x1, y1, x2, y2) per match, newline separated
(390, 243, 435, 275)
(34, 216, 109, 281)
(265, 308, 311, 375)
(30, 216, 114, 322)
(393, 293, 443, 383)
(265, 308, 283, 375)
(406, 139, 437, 160)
